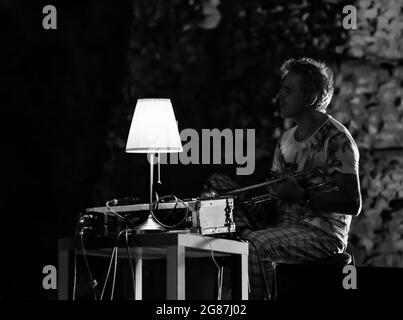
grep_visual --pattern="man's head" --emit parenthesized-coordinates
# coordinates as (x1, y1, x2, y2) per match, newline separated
(277, 57, 334, 118)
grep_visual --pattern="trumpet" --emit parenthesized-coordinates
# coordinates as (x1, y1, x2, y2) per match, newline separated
(222, 160, 342, 205)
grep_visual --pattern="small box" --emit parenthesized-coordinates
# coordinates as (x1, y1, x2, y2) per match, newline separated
(191, 197, 236, 235)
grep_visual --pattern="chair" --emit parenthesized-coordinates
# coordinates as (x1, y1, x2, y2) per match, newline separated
(271, 252, 354, 300)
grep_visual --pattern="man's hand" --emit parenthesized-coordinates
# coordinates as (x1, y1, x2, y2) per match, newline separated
(201, 173, 240, 199)
(277, 175, 305, 203)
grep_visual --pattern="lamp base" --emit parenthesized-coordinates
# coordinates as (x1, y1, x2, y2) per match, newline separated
(133, 213, 166, 234)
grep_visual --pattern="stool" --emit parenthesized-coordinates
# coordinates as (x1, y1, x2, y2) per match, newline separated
(272, 252, 354, 300)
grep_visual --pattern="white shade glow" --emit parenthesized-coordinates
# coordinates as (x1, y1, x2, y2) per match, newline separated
(126, 98, 183, 153)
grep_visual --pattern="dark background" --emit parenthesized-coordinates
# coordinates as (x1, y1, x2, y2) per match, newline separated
(3, 0, 403, 299)
(3, 0, 134, 299)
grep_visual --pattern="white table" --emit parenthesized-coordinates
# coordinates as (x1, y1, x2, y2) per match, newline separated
(58, 232, 249, 300)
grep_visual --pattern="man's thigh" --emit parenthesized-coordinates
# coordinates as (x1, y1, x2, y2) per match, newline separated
(245, 224, 340, 263)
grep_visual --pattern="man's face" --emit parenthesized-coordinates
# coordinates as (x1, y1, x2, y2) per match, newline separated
(277, 72, 307, 118)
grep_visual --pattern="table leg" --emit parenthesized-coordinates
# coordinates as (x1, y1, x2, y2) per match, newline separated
(58, 250, 69, 300)
(166, 245, 185, 300)
(241, 254, 248, 300)
(230, 254, 249, 300)
(135, 258, 142, 300)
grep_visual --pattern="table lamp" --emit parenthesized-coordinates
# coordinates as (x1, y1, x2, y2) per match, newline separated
(126, 98, 183, 232)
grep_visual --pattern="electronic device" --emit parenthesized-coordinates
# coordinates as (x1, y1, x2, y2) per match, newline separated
(189, 197, 235, 235)
(79, 196, 235, 237)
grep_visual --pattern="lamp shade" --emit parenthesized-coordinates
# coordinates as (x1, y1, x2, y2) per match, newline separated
(126, 98, 183, 153)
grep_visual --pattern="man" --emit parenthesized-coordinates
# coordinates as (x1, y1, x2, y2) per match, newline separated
(204, 57, 362, 299)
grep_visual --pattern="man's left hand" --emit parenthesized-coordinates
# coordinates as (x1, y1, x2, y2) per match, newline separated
(277, 175, 305, 203)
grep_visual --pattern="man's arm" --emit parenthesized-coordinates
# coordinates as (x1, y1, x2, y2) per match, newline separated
(307, 172, 362, 216)
(306, 129, 362, 216)
(277, 171, 362, 216)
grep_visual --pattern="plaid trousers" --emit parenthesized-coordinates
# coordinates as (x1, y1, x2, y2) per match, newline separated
(243, 217, 345, 300)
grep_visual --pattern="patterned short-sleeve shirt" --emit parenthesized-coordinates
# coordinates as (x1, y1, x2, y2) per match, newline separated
(272, 114, 360, 248)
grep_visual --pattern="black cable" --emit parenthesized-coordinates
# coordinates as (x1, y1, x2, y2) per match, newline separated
(203, 236, 223, 300)
(74, 204, 132, 300)
(77, 218, 137, 300)
(155, 195, 178, 221)
(111, 243, 118, 300)
(125, 228, 136, 300)
(106, 199, 127, 222)
(231, 234, 271, 300)
(151, 195, 190, 229)
(100, 246, 117, 300)
(79, 228, 98, 300)
(72, 248, 78, 300)
(100, 229, 126, 300)
(100, 247, 118, 299)
(103, 228, 140, 300)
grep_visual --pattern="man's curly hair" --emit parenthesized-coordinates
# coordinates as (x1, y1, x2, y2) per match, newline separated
(280, 57, 334, 112)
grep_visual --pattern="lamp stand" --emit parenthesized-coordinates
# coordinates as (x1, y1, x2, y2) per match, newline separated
(135, 153, 165, 233)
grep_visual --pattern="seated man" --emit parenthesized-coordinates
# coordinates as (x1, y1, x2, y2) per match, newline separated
(203, 57, 362, 300)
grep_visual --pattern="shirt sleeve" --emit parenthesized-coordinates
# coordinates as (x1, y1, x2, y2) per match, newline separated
(327, 131, 359, 175)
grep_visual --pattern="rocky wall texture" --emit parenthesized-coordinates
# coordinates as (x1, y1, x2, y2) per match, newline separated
(331, 0, 403, 267)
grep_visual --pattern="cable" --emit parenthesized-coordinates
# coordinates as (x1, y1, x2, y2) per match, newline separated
(233, 234, 271, 300)
(125, 228, 137, 300)
(100, 229, 125, 300)
(111, 244, 118, 300)
(72, 248, 78, 300)
(225, 289, 232, 300)
(74, 213, 95, 300)
(248, 239, 271, 300)
(152, 195, 180, 227)
(79, 228, 98, 300)
(204, 236, 222, 300)
(154, 194, 177, 221)
(151, 195, 190, 229)
(74, 205, 132, 300)
(219, 265, 224, 300)
(100, 247, 117, 300)
(110, 228, 142, 300)
(106, 199, 126, 222)
(99, 228, 140, 300)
